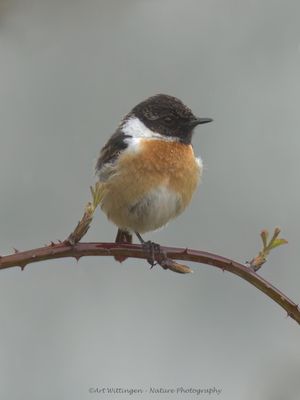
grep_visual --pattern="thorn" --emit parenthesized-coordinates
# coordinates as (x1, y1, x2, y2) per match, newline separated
(19, 264, 26, 271)
(182, 248, 189, 254)
(58, 240, 62, 243)
(50, 241, 55, 247)
(13, 247, 19, 254)
(74, 255, 81, 262)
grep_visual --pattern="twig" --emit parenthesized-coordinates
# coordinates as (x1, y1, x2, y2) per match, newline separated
(66, 182, 104, 245)
(0, 241, 299, 325)
(249, 228, 288, 271)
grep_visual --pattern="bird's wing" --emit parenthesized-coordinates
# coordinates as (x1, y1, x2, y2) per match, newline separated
(95, 128, 129, 181)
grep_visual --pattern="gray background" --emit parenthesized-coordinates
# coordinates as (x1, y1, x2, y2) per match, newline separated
(0, 0, 299, 399)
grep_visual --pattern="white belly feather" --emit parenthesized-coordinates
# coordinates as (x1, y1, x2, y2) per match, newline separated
(126, 185, 182, 233)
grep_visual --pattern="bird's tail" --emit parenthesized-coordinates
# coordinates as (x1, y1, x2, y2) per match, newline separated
(114, 229, 132, 263)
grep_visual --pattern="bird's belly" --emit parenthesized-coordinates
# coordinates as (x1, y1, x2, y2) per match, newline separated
(127, 185, 182, 233)
(101, 184, 182, 233)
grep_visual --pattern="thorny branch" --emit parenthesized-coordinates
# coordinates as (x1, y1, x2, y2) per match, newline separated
(0, 184, 298, 325)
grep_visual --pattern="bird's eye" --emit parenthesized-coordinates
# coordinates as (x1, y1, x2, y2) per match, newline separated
(163, 116, 172, 124)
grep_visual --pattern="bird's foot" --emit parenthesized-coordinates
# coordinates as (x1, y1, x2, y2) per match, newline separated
(143, 241, 164, 268)
(135, 232, 168, 268)
(114, 229, 133, 263)
(134, 231, 192, 273)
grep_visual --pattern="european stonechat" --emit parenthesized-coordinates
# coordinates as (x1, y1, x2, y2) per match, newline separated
(95, 94, 212, 262)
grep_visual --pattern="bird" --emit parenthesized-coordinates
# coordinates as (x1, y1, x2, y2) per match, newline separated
(95, 94, 212, 263)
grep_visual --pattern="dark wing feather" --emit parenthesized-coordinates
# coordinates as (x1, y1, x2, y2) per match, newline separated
(95, 128, 129, 181)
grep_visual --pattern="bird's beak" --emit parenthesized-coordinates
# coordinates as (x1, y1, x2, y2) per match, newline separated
(189, 117, 213, 128)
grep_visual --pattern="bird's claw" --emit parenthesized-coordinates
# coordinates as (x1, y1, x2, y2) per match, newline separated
(142, 241, 166, 268)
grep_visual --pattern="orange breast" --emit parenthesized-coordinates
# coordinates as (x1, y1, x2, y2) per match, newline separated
(125, 139, 201, 207)
(101, 139, 201, 222)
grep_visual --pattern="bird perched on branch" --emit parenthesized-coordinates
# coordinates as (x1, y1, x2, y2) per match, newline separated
(95, 94, 212, 263)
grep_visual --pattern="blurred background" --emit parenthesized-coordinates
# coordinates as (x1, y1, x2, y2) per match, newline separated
(0, 0, 300, 399)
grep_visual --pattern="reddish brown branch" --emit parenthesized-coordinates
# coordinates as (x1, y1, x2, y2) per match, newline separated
(0, 241, 299, 325)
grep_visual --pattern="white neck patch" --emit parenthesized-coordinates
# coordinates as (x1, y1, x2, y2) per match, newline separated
(121, 116, 178, 142)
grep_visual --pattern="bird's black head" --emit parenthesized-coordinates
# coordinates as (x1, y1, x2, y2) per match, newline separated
(129, 94, 212, 144)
